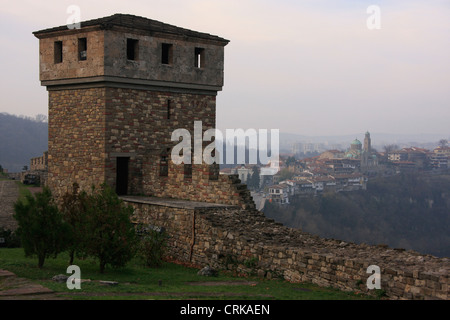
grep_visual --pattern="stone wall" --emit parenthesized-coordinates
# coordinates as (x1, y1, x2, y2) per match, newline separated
(37, 29, 105, 83)
(48, 85, 254, 209)
(48, 88, 107, 197)
(103, 88, 217, 197)
(36, 20, 227, 91)
(30, 151, 48, 172)
(126, 198, 449, 300)
(103, 28, 226, 88)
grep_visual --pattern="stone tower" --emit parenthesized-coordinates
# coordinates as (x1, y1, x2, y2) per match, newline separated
(33, 14, 253, 208)
(364, 131, 371, 153)
(361, 131, 378, 171)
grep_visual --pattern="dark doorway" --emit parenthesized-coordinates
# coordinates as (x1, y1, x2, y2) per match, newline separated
(116, 157, 129, 195)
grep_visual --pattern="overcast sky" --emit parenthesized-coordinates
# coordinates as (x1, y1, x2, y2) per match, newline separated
(1, 0, 449, 137)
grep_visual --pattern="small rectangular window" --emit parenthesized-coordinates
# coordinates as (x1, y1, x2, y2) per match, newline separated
(54, 41, 63, 64)
(161, 43, 173, 65)
(78, 38, 87, 61)
(167, 99, 172, 120)
(184, 164, 192, 180)
(127, 38, 139, 60)
(195, 47, 205, 68)
(209, 164, 219, 181)
(160, 155, 169, 177)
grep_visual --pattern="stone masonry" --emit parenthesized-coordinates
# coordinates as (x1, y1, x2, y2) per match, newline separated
(47, 86, 254, 208)
(126, 196, 449, 300)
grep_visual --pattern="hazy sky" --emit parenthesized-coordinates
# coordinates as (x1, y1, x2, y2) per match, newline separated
(1, 0, 449, 137)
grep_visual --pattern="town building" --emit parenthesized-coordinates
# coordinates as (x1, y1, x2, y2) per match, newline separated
(429, 146, 449, 169)
(388, 147, 430, 171)
(235, 165, 252, 184)
(268, 184, 290, 204)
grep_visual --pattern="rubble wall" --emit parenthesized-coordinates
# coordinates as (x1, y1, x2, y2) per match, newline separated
(127, 199, 449, 300)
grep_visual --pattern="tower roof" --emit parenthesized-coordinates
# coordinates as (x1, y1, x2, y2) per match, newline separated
(33, 13, 229, 45)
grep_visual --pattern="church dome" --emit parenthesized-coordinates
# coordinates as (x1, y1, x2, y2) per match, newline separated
(351, 139, 362, 145)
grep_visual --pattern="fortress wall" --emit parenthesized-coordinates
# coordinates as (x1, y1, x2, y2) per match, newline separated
(47, 88, 107, 197)
(128, 200, 449, 300)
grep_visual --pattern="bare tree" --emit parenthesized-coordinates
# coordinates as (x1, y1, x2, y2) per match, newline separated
(35, 114, 48, 123)
(439, 139, 448, 148)
(383, 144, 399, 154)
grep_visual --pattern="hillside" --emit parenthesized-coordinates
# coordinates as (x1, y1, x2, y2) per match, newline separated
(0, 113, 48, 173)
(263, 173, 450, 258)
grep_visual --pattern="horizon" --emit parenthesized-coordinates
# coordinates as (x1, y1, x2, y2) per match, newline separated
(1, 111, 449, 142)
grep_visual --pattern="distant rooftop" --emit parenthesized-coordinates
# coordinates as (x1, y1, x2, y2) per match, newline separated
(33, 13, 229, 44)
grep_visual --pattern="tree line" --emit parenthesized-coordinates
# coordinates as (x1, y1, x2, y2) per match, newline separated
(0, 113, 48, 173)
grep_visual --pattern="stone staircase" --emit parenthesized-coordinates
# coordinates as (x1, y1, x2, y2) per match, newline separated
(0, 269, 57, 299)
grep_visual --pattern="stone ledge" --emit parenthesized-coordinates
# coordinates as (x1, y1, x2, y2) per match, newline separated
(42, 76, 222, 95)
(120, 195, 239, 210)
(0, 270, 15, 278)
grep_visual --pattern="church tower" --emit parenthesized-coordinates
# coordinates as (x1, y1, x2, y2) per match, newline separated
(33, 14, 250, 207)
(364, 131, 371, 153)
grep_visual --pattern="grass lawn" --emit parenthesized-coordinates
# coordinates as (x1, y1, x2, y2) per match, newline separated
(0, 248, 375, 300)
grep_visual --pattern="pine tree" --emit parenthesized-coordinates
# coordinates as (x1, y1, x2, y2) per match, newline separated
(13, 187, 70, 268)
(83, 184, 138, 273)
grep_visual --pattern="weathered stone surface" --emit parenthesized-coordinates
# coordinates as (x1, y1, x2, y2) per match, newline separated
(126, 199, 450, 300)
(197, 266, 218, 277)
(0, 180, 19, 231)
(1, 272, 54, 298)
(52, 274, 69, 283)
(0, 269, 15, 278)
(46, 87, 255, 210)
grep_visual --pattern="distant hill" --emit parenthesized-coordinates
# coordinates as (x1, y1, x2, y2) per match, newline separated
(0, 113, 48, 173)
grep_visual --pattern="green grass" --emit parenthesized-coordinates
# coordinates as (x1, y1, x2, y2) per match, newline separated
(15, 181, 37, 199)
(0, 248, 374, 300)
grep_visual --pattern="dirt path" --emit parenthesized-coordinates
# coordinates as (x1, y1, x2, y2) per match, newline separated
(0, 269, 271, 300)
(0, 180, 19, 231)
(0, 269, 64, 300)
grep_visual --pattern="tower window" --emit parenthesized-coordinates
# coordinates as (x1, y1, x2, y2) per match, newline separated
(167, 99, 172, 120)
(160, 154, 169, 177)
(184, 164, 192, 180)
(54, 41, 63, 64)
(116, 157, 129, 196)
(195, 47, 205, 68)
(127, 38, 139, 60)
(209, 164, 219, 181)
(78, 38, 87, 61)
(161, 43, 173, 65)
